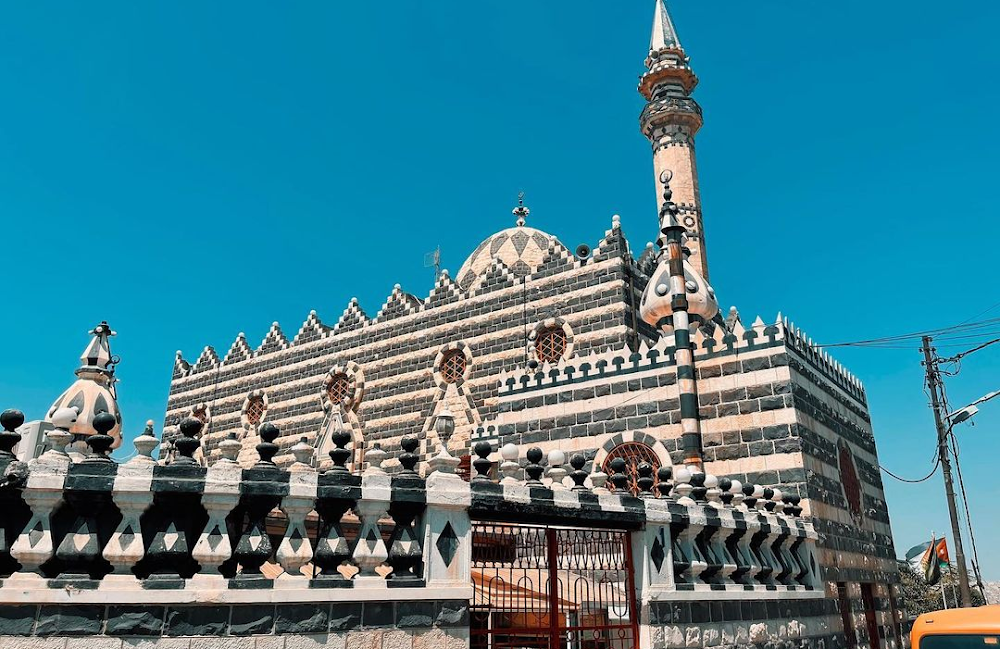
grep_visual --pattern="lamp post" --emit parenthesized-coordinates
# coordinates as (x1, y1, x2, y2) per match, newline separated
(921, 337, 975, 607)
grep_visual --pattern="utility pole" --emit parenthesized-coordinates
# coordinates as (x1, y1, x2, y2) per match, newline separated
(921, 335, 973, 607)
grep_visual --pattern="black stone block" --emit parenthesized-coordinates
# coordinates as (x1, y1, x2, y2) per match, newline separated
(435, 601, 469, 628)
(0, 605, 37, 635)
(363, 601, 394, 628)
(690, 601, 710, 623)
(166, 605, 229, 636)
(328, 602, 362, 631)
(230, 605, 274, 635)
(36, 605, 104, 636)
(106, 606, 165, 636)
(397, 601, 436, 628)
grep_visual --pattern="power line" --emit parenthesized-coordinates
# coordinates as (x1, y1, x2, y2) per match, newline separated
(815, 316, 1000, 349)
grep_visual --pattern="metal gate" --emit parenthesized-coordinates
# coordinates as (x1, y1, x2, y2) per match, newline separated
(470, 523, 639, 649)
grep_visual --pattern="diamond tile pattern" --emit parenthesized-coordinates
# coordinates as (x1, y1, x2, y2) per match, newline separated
(436, 522, 458, 567)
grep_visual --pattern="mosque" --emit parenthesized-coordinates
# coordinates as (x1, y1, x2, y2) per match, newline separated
(17, 3, 904, 648)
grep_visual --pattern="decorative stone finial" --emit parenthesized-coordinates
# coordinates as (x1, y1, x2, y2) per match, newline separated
(718, 477, 733, 506)
(171, 417, 203, 466)
(608, 457, 629, 493)
(327, 424, 353, 473)
(656, 466, 673, 498)
(40, 407, 76, 466)
(524, 447, 544, 485)
(365, 443, 387, 474)
(218, 431, 242, 464)
(730, 479, 745, 508)
(590, 461, 609, 495)
(771, 487, 784, 514)
(547, 449, 567, 489)
(704, 473, 722, 508)
(254, 422, 280, 468)
(689, 468, 707, 502)
(289, 437, 314, 472)
(636, 462, 655, 498)
(130, 420, 159, 464)
(742, 483, 757, 509)
(569, 454, 589, 492)
(399, 436, 420, 474)
(673, 466, 694, 506)
(472, 440, 493, 481)
(82, 411, 117, 463)
(500, 442, 520, 484)
(0, 409, 25, 459)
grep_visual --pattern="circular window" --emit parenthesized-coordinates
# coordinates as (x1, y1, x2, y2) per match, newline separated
(246, 395, 266, 427)
(440, 350, 467, 384)
(326, 373, 351, 404)
(602, 442, 661, 496)
(536, 327, 568, 364)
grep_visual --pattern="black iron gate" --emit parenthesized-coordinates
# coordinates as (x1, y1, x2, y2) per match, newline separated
(470, 523, 639, 649)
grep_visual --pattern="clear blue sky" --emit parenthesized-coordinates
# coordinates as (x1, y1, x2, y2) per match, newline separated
(2, 2, 998, 580)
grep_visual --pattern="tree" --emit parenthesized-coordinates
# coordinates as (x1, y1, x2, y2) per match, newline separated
(898, 561, 986, 618)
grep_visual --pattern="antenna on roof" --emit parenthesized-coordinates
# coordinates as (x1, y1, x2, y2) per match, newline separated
(424, 246, 442, 281)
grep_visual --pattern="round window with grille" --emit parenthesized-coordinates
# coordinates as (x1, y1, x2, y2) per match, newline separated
(602, 442, 661, 496)
(245, 395, 266, 427)
(440, 350, 468, 384)
(326, 373, 351, 404)
(536, 327, 568, 364)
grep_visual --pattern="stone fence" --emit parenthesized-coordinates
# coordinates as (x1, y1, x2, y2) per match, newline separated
(0, 408, 821, 647)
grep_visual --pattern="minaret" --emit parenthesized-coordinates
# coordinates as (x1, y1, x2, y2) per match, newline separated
(639, 0, 709, 279)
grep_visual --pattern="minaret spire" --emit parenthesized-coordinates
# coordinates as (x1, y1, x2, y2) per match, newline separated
(639, 1, 709, 279)
(650, 0, 682, 51)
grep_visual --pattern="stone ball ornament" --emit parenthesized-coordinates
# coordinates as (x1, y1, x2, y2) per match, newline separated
(500, 442, 519, 462)
(49, 406, 80, 430)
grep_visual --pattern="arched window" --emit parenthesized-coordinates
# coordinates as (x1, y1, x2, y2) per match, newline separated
(246, 395, 266, 427)
(536, 326, 568, 364)
(440, 349, 467, 384)
(326, 373, 351, 405)
(602, 442, 661, 496)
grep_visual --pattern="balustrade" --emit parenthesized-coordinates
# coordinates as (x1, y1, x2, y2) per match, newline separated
(0, 403, 820, 607)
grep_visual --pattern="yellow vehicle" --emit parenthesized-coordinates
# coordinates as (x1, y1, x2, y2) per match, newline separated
(912, 606, 1000, 648)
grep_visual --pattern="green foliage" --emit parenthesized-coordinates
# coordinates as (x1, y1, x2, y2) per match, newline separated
(898, 561, 986, 617)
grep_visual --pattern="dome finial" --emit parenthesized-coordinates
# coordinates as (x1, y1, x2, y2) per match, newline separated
(512, 191, 530, 227)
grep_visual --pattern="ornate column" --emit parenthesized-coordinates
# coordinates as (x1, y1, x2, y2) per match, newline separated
(386, 436, 427, 587)
(313, 427, 359, 587)
(232, 422, 288, 587)
(275, 438, 317, 586)
(190, 443, 241, 586)
(353, 444, 389, 588)
(423, 420, 472, 593)
(101, 427, 158, 590)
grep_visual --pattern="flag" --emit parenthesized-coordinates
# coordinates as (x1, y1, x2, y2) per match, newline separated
(905, 541, 931, 562)
(934, 538, 950, 566)
(922, 536, 943, 585)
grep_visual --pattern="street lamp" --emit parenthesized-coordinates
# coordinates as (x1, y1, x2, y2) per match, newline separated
(946, 389, 999, 426)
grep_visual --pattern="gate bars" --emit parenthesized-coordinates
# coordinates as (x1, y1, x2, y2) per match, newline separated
(471, 522, 640, 649)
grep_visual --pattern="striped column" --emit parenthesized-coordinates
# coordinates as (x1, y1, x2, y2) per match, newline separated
(659, 173, 703, 468)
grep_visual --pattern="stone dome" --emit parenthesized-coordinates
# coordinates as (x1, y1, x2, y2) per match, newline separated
(456, 225, 570, 291)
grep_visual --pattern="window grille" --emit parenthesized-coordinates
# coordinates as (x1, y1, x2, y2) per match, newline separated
(536, 327, 567, 364)
(246, 396, 266, 427)
(440, 350, 467, 384)
(326, 373, 351, 404)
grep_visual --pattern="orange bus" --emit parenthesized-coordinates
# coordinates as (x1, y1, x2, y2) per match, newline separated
(911, 606, 1000, 649)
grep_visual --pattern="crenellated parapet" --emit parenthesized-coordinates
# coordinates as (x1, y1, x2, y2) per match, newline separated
(493, 311, 866, 406)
